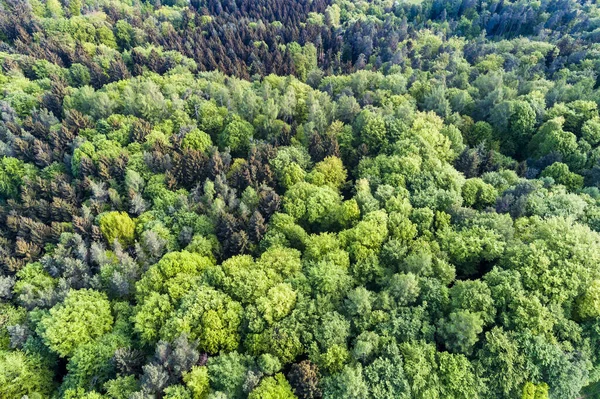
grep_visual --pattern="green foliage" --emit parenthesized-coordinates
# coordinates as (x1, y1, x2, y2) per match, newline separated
(284, 182, 343, 229)
(0, 303, 26, 350)
(5, 2, 600, 398)
(356, 110, 387, 152)
(439, 310, 484, 354)
(287, 42, 317, 81)
(466, 121, 493, 146)
(307, 156, 347, 190)
(63, 333, 129, 391)
(104, 375, 140, 399)
(248, 373, 297, 399)
(184, 366, 210, 399)
(0, 157, 36, 198)
(493, 100, 536, 158)
(136, 251, 213, 300)
(462, 178, 498, 209)
(363, 355, 410, 399)
(69, 64, 91, 87)
(162, 285, 243, 353)
(196, 100, 227, 136)
(437, 352, 480, 399)
(476, 327, 526, 399)
(582, 117, 600, 146)
(258, 354, 282, 375)
(115, 20, 135, 49)
(133, 292, 174, 344)
(98, 211, 136, 246)
(164, 385, 193, 399)
(38, 289, 113, 357)
(439, 225, 505, 276)
(522, 381, 549, 399)
(182, 129, 213, 153)
(576, 280, 600, 320)
(528, 117, 578, 159)
(322, 364, 368, 399)
(0, 350, 55, 398)
(219, 115, 254, 154)
(207, 351, 254, 399)
(502, 217, 600, 304)
(270, 146, 312, 189)
(540, 162, 583, 191)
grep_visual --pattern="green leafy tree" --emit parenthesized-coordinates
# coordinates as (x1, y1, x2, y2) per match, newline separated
(98, 211, 136, 246)
(461, 178, 498, 209)
(437, 352, 480, 399)
(184, 366, 210, 399)
(270, 147, 312, 189)
(0, 350, 55, 398)
(134, 292, 174, 345)
(63, 333, 129, 391)
(104, 375, 140, 399)
(219, 115, 254, 155)
(355, 110, 387, 152)
(45, 0, 64, 17)
(576, 279, 600, 320)
(528, 117, 578, 159)
(475, 327, 526, 399)
(564, 100, 598, 134)
(399, 342, 439, 399)
(182, 129, 213, 153)
(115, 20, 135, 49)
(136, 251, 213, 300)
(307, 156, 347, 190)
(196, 100, 227, 137)
(493, 100, 536, 158)
(0, 304, 26, 350)
(581, 117, 600, 146)
(207, 351, 254, 399)
(423, 86, 451, 119)
(439, 310, 484, 355)
(439, 226, 505, 277)
(540, 162, 583, 191)
(249, 373, 297, 399)
(521, 381, 549, 399)
(0, 157, 36, 199)
(466, 121, 493, 147)
(164, 385, 193, 399)
(449, 280, 496, 325)
(501, 217, 600, 304)
(38, 289, 113, 357)
(322, 364, 368, 399)
(162, 285, 243, 354)
(284, 182, 343, 229)
(363, 355, 410, 399)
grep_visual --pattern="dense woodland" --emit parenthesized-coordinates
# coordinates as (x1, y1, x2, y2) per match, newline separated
(3, 0, 600, 398)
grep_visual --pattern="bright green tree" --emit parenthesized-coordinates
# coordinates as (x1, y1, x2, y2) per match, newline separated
(162, 285, 243, 354)
(98, 211, 136, 246)
(38, 289, 113, 357)
(540, 162, 583, 191)
(0, 350, 55, 398)
(249, 373, 297, 399)
(184, 366, 210, 399)
(182, 129, 213, 153)
(219, 115, 254, 155)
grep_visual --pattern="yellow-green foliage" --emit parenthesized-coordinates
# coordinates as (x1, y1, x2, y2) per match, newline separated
(38, 289, 113, 357)
(98, 211, 136, 246)
(0, 351, 55, 398)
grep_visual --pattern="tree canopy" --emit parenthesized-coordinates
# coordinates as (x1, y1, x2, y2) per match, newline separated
(3, 0, 600, 398)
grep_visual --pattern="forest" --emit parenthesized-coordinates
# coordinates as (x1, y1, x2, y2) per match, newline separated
(2, 0, 600, 398)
